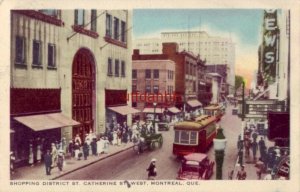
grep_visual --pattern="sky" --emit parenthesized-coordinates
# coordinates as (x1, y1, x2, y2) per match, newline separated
(133, 9, 265, 88)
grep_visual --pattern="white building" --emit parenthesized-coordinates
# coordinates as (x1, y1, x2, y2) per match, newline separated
(10, 9, 133, 162)
(133, 31, 235, 91)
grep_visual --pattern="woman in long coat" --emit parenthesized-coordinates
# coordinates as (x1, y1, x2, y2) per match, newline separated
(83, 141, 89, 160)
(51, 143, 57, 167)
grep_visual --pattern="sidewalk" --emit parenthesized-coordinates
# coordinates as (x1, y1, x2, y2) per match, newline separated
(11, 143, 134, 180)
(232, 135, 275, 180)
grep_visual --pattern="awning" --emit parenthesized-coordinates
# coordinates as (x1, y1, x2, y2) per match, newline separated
(14, 113, 80, 131)
(168, 107, 181, 114)
(143, 108, 164, 114)
(108, 105, 140, 116)
(187, 100, 202, 108)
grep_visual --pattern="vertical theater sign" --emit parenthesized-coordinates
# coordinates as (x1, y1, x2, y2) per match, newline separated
(262, 9, 279, 84)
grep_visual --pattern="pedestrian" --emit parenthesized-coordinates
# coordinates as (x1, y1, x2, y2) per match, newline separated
(60, 137, 67, 154)
(51, 143, 57, 168)
(255, 158, 265, 180)
(228, 169, 234, 180)
(96, 138, 103, 156)
(258, 137, 266, 158)
(236, 165, 247, 180)
(122, 130, 128, 144)
(36, 137, 42, 163)
(117, 128, 122, 146)
(74, 142, 81, 160)
(112, 130, 118, 145)
(28, 143, 34, 167)
(44, 150, 52, 175)
(251, 139, 258, 161)
(10, 152, 16, 174)
(83, 141, 89, 160)
(91, 138, 97, 156)
(238, 149, 243, 166)
(68, 140, 74, 158)
(128, 127, 133, 142)
(146, 158, 157, 180)
(74, 134, 82, 145)
(244, 138, 251, 158)
(57, 150, 64, 173)
(103, 137, 110, 154)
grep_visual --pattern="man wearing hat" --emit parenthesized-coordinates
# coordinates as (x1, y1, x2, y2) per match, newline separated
(44, 150, 52, 175)
(57, 150, 65, 173)
(146, 158, 157, 180)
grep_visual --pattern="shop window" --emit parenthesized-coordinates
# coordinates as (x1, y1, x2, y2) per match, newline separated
(75, 9, 85, 26)
(90, 9, 97, 32)
(32, 40, 42, 66)
(107, 58, 113, 76)
(47, 43, 56, 68)
(115, 59, 119, 77)
(132, 69, 137, 79)
(15, 36, 26, 65)
(113, 17, 119, 40)
(106, 14, 112, 37)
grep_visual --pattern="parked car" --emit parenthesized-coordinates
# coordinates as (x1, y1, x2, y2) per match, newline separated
(177, 153, 214, 180)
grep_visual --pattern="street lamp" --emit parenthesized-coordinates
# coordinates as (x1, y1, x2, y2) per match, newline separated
(240, 80, 245, 165)
(213, 125, 227, 180)
(153, 102, 157, 132)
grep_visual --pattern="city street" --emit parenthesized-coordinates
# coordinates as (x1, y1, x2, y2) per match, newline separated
(59, 105, 242, 180)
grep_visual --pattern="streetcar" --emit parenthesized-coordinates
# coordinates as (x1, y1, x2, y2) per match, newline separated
(173, 115, 217, 157)
(203, 104, 224, 121)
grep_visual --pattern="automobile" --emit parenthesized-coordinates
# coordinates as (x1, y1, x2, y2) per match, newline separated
(176, 153, 214, 180)
(158, 122, 169, 131)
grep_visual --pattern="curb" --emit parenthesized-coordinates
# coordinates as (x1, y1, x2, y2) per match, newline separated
(51, 145, 134, 180)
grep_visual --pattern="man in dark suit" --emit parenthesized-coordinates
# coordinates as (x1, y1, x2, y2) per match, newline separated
(44, 150, 52, 175)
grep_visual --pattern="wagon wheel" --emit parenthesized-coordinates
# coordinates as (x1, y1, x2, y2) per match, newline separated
(149, 141, 156, 151)
(158, 136, 163, 148)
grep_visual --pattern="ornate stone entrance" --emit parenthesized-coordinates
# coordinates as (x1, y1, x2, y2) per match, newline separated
(72, 48, 96, 140)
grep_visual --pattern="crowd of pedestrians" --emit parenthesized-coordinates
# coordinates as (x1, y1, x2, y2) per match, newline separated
(236, 123, 289, 180)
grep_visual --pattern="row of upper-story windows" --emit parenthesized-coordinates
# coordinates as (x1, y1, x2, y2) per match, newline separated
(105, 13, 126, 43)
(107, 58, 126, 77)
(15, 36, 56, 69)
(132, 69, 160, 79)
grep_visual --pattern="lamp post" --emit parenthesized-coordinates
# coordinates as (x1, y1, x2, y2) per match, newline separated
(239, 80, 245, 165)
(153, 102, 157, 131)
(213, 125, 227, 180)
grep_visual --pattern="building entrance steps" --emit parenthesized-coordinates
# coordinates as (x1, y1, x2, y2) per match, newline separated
(11, 143, 134, 180)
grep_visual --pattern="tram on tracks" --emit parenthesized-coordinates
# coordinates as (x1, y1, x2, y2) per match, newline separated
(173, 115, 218, 157)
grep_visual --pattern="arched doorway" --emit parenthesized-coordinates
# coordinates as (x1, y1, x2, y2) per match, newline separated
(72, 48, 96, 141)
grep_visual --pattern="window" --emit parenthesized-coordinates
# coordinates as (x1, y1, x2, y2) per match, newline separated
(75, 9, 85, 26)
(153, 85, 159, 94)
(32, 40, 42, 66)
(145, 85, 151, 93)
(91, 10, 97, 32)
(113, 17, 119, 40)
(132, 85, 137, 92)
(39, 10, 57, 17)
(115, 59, 119, 77)
(15, 36, 26, 64)
(145, 69, 151, 79)
(132, 69, 137, 79)
(121, 21, 126, 42)
(174, 130, 198, 145)
(153, 69, 159, 79)
(47, 44, 56, 67)
(107, 58, 113, 76)
(106, 14, 112, 37)
(121, 61, 125, 77)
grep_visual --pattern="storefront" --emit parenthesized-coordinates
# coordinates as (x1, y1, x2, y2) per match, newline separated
(10, 88, 79, 167)
(105, 89, 139, 132)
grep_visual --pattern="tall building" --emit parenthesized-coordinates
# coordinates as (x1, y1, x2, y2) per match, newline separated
(10, 9, 133, 164)
(133, 31, 235, 93)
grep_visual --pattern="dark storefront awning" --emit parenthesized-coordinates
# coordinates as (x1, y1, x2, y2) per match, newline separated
(14, 113, 80, 131)
(187, 100, 202, 108)
(108, 105, 140, 116)
(143, 108, 164, 114)
(168, 107, 181, 114)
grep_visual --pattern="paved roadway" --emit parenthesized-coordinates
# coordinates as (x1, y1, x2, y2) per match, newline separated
(59, 105, 241, 180)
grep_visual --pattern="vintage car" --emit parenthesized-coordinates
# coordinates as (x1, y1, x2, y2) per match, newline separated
(158, 122, 169, 131)
(177, 153, 214, 180)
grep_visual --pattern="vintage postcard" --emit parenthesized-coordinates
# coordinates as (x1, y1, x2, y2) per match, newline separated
(0, 0, 299, 192)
